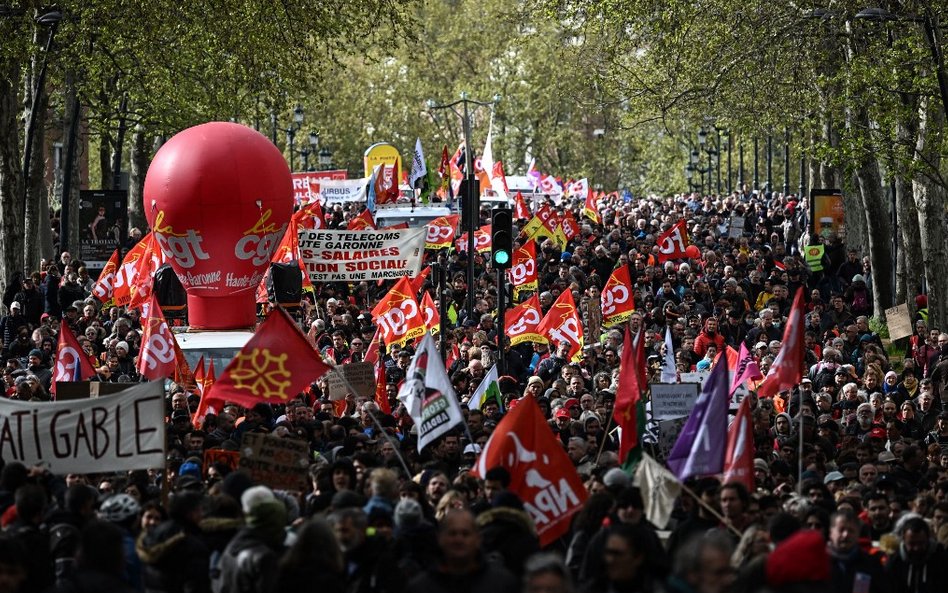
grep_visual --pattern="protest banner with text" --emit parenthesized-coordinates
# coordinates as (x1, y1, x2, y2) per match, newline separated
(298, 228, 425, 282)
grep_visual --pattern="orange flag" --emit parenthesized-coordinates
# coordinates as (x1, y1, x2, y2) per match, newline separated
(127, 232, 168, 311)
(537, 290, 584, 361)
(370, 277, 425, 348)
(601, 265, 635, 327)
(209, 307, 332, 410)
(505, 294, 546, 346)
(137, 294, 179, 381)
(113, 235, 151, 306)
(91, 249, 120, 304)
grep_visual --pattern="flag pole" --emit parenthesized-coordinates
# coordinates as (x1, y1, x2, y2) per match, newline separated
(797, 411, 804, 495)
(678, 479, 742, 538)
(336, 373, 413, 479)
(594, 409, 615, 466)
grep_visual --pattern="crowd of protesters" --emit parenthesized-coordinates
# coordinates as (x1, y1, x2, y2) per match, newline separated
(1, 185, 947, 593)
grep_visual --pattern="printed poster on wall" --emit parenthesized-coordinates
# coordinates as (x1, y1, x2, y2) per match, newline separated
(78, 189, 128, 271)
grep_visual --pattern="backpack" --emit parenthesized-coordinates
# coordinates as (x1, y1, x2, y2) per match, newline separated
(851, 288, 869, 313)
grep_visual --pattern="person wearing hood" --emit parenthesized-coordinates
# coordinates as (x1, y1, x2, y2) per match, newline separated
(137, 490, 211, 593)
(845, 274, 873, 317)
(216, 486, 287, 593)
(694, 316, 725, 359)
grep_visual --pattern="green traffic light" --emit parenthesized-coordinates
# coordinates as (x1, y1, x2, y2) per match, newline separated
(494, 251, 510, 265)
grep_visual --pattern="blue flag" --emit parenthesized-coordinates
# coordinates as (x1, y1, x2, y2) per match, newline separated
(666, 357, 729, 481)
(366, 165, 379, 214)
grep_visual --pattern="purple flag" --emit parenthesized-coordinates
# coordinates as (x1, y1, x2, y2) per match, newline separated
(730, 342, 762, 395)
(666, 357, 729, 481)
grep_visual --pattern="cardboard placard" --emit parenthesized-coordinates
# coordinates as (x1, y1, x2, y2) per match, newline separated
(885, 303, 913, 341)
(203, 449, 240, 478)
(325, 362, 376, 400)
(656, 417, 689, 463)
(650, 383, 700, 421)
(238, 433, 310, 491)
(728, 216, 744, 239)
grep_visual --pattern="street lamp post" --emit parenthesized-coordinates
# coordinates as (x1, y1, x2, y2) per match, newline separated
(715, 128, 722, 194)
(783, 128, 791, 196)
(766, 134, 773, 194)
(739, 139, 745, 193)
(753, 137, 759, 190)
(318, 147, 333, 171)
(725, 130, 732, 194)
(22, 10, 62, 229)
(299, 131, 318, 171)
(285, 105, 304, 172)
(426, 92, 501, 321)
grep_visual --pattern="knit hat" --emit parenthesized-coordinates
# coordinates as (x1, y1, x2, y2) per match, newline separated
(603, 467, 631, 489)
(28, 349, 42, 359)
(115, 341, 129, 352)
(765, 529, 830, 587)
(178, 461, 201, 479)
(394, 498, 423, 530)
(241, 486, 286, 546)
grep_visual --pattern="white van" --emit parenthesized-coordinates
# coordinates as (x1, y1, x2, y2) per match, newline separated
(374, 205, 452, 228)
(173, 328, 254, 373)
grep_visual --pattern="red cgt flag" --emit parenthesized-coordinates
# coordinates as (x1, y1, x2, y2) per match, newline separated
(509, 240, 538, 297)
(756, 288, 806, 398)
(348, 208, 376, 230)
(420, 291, 440, 335)
(537, 290, 584, 362)
(209, 307, 332, 410)
(474, 395, 588, 546)
(137, 294, 180, 381)
(723, 395, 756, 491)
(371, 276, 426, 348)
(51, 320, 97, 395)
(601, 265, 635, 328)
(513, 191, 531, 219)
(128, 232, 168, 311)
(656, 219, 690, 262)
(92, 249, 121, 304)
(505, 294, 546, 346)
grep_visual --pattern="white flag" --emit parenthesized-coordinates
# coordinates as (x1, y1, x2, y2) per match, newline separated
(481, 121, 494, 184)
(397, 332, 464, 451)
(410, 137, 427, 189)
(661, 326, 677, 383)
(633, 453, 681, 529)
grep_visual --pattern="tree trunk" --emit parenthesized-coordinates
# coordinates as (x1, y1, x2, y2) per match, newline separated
(895, 175, 923, 300)
(128, 123, 149, 232)
(22, 29, 48, 274)
(913, 95, 948, 331)
(111, 93, 128, 190)
(0, 60, 25, 295)
(62, 75, 82, 256)
(38, 183, 54, 263)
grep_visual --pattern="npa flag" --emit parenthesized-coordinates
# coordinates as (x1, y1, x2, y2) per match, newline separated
(537, 290, 583, 362)
(656, 220, 690, 262)
(409, 137, 427, 189)
(467, 364, 503, 411)
(505, 294, 546, 346)
(756, 288, 806, 398)
(475, 395, 588, 546)
(509, 240, 538, 298)
(513, 191, 531, 219)
(209, 307, 332, 409)
(137, 294, 179, 380)
(397, 332, 464, 452)
(731, 342, 763, 395)
(348, 208, 377, 231)
(661, 325, 678, 384)
(371, 277, 426, 347)
(425, 214, 460, 250)
(51, 320, 96, 394)
(614, 326, 646, 470)
(601, 265, 635, 327)
(722, 396, 756, 491)
(666, 357, 729, 481)
(92, 249, 120, 304)
(420, 291, 440, 335)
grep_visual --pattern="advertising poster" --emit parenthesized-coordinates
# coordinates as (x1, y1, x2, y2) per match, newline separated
(78, 189, 128, 270)
(809, 188, 846, 239)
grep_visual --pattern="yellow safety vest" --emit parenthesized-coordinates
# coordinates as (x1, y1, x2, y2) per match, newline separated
(805, 245, 825, 272)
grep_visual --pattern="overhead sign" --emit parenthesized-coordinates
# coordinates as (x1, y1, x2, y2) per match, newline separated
(291, 171, 349, 204)
(364, 142, 402, 182)
(238, 432, 309, 491)
(298, 228, 425, 282)
(0, 381, 165, 474)
(810, 188, 845, 239)
(650, 383, 700, 420)
(78, 189, 128, 270)
(317, 178, 368, 204)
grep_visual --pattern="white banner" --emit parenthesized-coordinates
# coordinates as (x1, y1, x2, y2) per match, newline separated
(0, 381, 166, 474)
(317, 178, 368, 203)
(298, 228, 426, 282)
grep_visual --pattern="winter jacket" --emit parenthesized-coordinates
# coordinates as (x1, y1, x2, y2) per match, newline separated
(407, 555, 519, 593)
(215, 527, 283, 593)
(137, 519, 211, 593)
(476, 506, 539, 579)
(885, 541, 948, 593)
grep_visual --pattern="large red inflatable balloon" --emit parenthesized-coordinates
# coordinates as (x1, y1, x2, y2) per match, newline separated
(684, 244, 702, 260)
(144, 122, 292, 330)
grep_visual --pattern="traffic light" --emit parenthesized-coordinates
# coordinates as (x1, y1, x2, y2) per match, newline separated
(491, 205, 512, 267)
